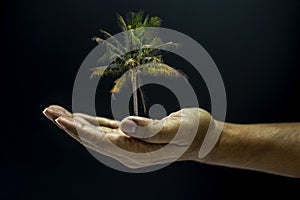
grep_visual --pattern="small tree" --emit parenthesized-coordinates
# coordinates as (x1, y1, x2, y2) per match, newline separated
(91, 11, 183, 116)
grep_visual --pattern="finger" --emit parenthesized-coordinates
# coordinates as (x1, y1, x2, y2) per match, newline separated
(73, 115, 119, 133)
(73, 113, 120, 129)
(55, 116, 108, 143)
(54, 116, 82, 143)
(120, 115, 181, 144)
(43, 105, 72, 122)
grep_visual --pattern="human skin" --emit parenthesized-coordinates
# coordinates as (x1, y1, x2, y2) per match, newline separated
(43, 105, 300, 178)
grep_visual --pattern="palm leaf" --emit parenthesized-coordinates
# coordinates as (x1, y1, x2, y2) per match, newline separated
(100, 29, 127, 52)
(104, 40, 125, 55)
(90, 65, 124, 78)
(140, 37, 165, 54)
(140, 63, 183, 78)
(110, 73, 129, 93)
(128, 29, 143, 49)
(148, 36, 163, 46)
(149, 16, 162, 27)
(153, 42, 179, 50)
(91, 36, 104, 44)
(143, 14, 149, 26)
(126, 10, 144, 28)
(92, 35, 125, 65)
(124, 58, 138, 67)
(116, 13, 128, 31)
(96, 48, 121, 65)
(90, 66, 108, 78)
(100, 29, 114, 38)
(140, 56, 162, 63)
(94, 41, 125, 66)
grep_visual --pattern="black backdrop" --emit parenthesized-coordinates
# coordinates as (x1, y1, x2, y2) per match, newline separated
(2, 0, 300, 199)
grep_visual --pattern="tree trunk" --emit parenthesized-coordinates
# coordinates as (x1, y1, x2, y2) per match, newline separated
(131, 68, 138, 116)
(138, 75, 147, 113)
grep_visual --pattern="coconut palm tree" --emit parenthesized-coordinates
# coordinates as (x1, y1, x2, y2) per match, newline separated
(91, 10, 184, 116)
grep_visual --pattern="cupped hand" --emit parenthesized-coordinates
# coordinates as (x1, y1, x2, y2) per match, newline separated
(43, 105, 214, 168)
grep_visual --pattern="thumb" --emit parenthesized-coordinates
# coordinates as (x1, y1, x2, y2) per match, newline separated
(120, 116, 179, 144)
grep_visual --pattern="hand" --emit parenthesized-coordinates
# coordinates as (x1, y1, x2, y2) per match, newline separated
(43, 105, 214, 168)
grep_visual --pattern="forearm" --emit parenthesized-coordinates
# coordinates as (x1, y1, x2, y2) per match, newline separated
(202, 121, 300, 178)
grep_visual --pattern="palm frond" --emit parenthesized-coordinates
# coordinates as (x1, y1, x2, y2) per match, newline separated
(149, 16, 162, 27)
(140, 63, 184, 78)
(140, 36, 164, 54)
(133, 27, 146, 40)
(128, 29, 143, 49)
(93, 35, 129, 67)
(100, 29, 127, 52)
(110, 53, 124, 61)
(110, 73, 129, 93)
(153, 42, 179, 50)
(126, 10, 144, 29)
(139, 31, 161, 46)
(96, 48, 121, 65)
(91, 36, 104, 44)
(100, 29, 114, 38)
(148, 36, 162, 46)
(143, 14, 149, 26)
(124, 58, 138, 67)
(140, 56, 162, 63)
(90, 65, 124, 78)
(116, 13, 128, 31)
(92, 36, 125, 66)
(104, 40, 125, 55)
(90, 66, 108, 78)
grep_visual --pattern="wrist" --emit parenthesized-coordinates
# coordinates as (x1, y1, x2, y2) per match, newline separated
(180, 111, 221, 163)
(196, 120, 235, 164)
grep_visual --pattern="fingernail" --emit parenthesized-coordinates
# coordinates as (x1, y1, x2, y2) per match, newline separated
(43, 108, 52, 119)
(55, 118, 66, 129)
(120, 119, 137, 135)
(42, 108, 48, 116)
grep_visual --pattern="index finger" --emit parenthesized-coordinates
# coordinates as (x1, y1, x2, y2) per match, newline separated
(73, 113, 120, 129)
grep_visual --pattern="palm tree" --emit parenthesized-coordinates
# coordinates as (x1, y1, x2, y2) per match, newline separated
(91, 11, 184, 116)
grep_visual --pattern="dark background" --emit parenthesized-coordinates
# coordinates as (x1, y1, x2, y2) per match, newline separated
(2, 0, 300, 199)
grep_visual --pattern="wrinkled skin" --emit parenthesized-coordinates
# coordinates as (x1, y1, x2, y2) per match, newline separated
(43, 105, 214, 168)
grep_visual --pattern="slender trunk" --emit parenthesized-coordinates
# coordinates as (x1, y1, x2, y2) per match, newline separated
(129, 29, 138, 115)
(131, 68, 138, 116)
(138, 75, 147, 113)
